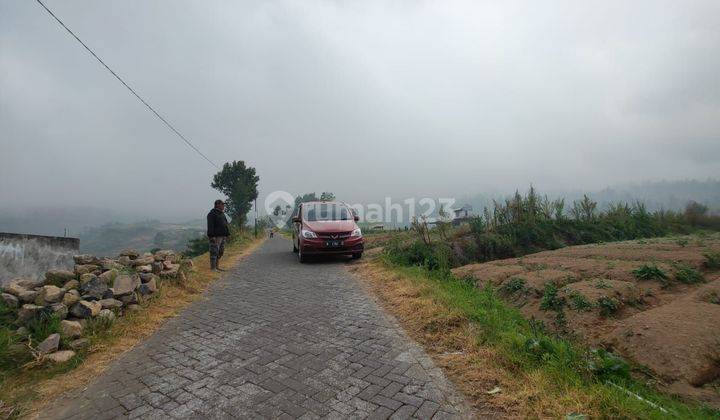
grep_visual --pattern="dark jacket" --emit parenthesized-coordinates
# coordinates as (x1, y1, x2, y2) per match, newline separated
(207, 208, 230, 238)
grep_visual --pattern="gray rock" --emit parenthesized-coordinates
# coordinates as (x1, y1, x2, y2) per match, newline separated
(18, 290, 38, 303)
(153, 250, 175, 261)
(118, 292, 138, 306)
(99, 258, 122, 271)
(70, 301, 101, 318)
(63, 279, 79, 290)
(98, 269, 118, 285)
(1, 293, 19, 308)
(73, 254, 99, 265)
(60, 320, 83, 338)
(74, 264, 100, 276)
(136, 265, 152, 274)
(37, 333, 60, 354)
(98, 298, 123, 310)
(79, 277, 109, 301)
(151, 262, 163, 275)
(45, 350, 75, 363)
(49, 303, 68, 320)
(125, 304, 141, 312)
(45, 270, 75, 286)
(139, 273, 154, 283)
(119, 249, 139, 259)
(112, 275, 139, 296)
(35, 285, 64, 304)
(68, 338, 89, 351)
(79, 273, 96, 285)
(131, 256, 155, 267)
(62, 290, 80, 306)
(3, 281, 27, 296)
(137, 278, 158, 296)
(16, 326, 28, 337)
(117, 256, 133, 266)
(98, 309, 115, 322)
(17, 304, 43, 323)
(14, 277, 45, 289)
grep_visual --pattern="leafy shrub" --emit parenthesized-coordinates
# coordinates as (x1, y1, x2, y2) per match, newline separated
(473, 233, 514, 261)
(540, 283, 565, 311)
(673, 263, 704, 284)
(0, 327, 31, 371)
(587, 348, 630, 380)
(632, 264, 668, 282)
(25, 313, 61, 343)
(568, 293, 593, 311)
(703, 252, 720, 270)
(500, 277, 527, 295)
(184, 235, 208, 258)
(594, 279, 611, 289)
(468, 216, 485, 235)
(597, 296, 620, 317)
(386, 241, 453, 273)
(676, 238, 688, 247)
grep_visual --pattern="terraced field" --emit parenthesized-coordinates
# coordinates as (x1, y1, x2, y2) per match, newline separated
(452, 233, 720, 406)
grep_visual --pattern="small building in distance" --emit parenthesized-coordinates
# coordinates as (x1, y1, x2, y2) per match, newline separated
(452, 204, 474, 225)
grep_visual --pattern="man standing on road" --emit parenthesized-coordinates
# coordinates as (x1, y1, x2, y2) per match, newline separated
(207, 199, 230, 271)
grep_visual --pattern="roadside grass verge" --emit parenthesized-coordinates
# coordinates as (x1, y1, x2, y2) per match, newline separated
(352, 257, 719, 419)
(0, 234, 264, 419)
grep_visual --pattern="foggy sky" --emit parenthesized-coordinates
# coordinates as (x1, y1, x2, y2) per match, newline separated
(1, 0, 719, 222)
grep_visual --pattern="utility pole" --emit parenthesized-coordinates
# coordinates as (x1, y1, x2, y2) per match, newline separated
(254, 198, 258, 237)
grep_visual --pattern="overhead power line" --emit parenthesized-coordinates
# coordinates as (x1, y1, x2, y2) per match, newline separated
(35, 0, 220, 169)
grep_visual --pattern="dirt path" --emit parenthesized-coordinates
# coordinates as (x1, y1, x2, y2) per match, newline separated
(41, 237, 471, 419)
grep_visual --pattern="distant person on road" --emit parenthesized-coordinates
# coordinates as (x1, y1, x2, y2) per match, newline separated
(207, 199, 230, 272)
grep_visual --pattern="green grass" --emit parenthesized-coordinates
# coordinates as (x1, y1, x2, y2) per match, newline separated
(500, 277, 528, 295)
(673, 264, 705, 285)
(540, 282, 565, 311)
(568, 293, 593, 311)
(703, 252, 720, 270)
(382, 259, 719, 419)
(597, 296, 621, 317)
(633, 264, 668, 282)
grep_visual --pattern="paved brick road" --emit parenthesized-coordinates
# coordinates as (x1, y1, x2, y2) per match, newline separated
(43, 237, 471, 419)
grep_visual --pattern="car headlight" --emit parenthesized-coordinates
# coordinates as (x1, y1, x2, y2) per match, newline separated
(302, 229, 318, 239)
(350, 228, 362, 237)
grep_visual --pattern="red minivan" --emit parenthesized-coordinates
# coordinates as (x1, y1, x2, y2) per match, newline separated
(292, 201, 364, 263)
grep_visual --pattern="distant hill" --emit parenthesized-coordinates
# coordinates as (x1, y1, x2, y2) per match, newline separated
(0, 207, 204, 256)
(78, 220, 204, 257)
(458, 179, 720, 216)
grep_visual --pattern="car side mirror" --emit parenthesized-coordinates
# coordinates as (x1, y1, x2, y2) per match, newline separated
(292, 217, 300, 223)
(353, 215, 359, 222)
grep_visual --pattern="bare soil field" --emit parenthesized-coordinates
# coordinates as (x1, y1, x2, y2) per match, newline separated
(452, 233, 720, 406)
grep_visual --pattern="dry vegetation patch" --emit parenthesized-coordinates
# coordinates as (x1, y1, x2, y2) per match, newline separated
(350, 260, 605, 418)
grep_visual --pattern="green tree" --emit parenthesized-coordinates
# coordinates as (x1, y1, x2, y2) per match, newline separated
(211, 161, 259, 227)
(295, 192, 318, 207)
(320, 192, 335, 201)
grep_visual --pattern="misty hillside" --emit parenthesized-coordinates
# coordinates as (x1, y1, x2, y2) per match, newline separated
(77, 220, 204, 257)
(458, 179, 720, 216)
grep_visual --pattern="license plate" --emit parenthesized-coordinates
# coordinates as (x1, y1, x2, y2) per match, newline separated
(325, 240, 343, 247)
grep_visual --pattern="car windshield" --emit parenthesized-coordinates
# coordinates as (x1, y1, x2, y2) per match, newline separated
(304, 203, 351, 221)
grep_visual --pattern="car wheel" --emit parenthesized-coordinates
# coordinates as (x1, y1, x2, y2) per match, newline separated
(352, 252, 362, 260)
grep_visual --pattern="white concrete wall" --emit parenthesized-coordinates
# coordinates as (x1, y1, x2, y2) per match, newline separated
(0, 233, 79, 285)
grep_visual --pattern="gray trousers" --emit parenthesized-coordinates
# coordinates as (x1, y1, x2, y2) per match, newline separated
(209, 237, 226, 268)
